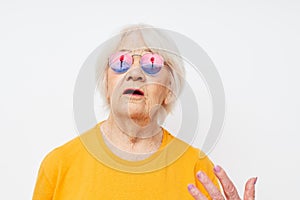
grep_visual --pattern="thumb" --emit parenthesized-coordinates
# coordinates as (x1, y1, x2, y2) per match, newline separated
(243, 177, 257, 200)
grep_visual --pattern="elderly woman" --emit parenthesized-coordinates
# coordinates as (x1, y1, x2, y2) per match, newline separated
(33, 25, 256, 200)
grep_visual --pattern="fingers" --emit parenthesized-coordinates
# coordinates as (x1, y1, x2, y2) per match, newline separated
(187, 184, 208, 200)
(213, 165, 241, 200)
(196, 171, 225, 200)
(189, 165, 257, 200)
(243, 177, 257, 200)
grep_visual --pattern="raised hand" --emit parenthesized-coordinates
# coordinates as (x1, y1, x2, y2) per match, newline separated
(188, 165, 257, 200)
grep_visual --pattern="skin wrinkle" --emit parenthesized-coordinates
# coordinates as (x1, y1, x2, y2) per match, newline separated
(33, 25, 258, 200)
(198, 171, 224, 200)
(100, 26, 257, 199)
(102, 47, 173, 160)
(188, 165, 257, 199)
(100, 121, 163, 161)
(98, 28, 183, 115)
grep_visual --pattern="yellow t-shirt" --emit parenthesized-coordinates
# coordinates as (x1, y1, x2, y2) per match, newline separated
(33, 123, 219, 200)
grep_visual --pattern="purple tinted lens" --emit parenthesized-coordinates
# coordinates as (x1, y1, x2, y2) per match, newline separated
(140, 53, 164, 75)
(109, 52, 132, 73)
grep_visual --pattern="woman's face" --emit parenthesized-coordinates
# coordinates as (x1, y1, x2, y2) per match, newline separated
(107, 48, 173, 126)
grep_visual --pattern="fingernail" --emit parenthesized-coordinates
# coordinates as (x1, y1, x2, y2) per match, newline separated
(196, 171, 204, 181)
(213, 165, 221, 173)
(187, 184, 194, 190)
(254, 177, 258, 184)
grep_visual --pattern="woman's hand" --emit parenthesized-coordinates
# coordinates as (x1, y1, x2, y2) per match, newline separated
(188, 165, 257, 200)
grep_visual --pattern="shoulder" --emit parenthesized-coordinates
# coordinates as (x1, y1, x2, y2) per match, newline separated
(162, 128, 214, 167)
(39, 136, 81, 170)
(40, 125, 98, 169)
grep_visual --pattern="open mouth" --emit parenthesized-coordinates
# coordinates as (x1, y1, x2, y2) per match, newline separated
(123, 88, 144, 96)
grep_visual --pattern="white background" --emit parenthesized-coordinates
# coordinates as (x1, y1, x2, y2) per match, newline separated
(1, 0, 299, 199)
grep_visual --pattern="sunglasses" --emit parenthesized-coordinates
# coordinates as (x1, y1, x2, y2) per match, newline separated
(108, 51, 165, 75)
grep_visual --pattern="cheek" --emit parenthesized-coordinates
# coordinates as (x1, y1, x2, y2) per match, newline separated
(107, 71, 123, 98)
(145, 74, 172, 103)
(147, 85, 169, 103)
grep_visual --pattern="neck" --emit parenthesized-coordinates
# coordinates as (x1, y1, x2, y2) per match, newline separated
(101, 114, 163, 154)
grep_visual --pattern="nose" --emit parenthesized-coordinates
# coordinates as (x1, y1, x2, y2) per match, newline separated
(125, 55, 146, 82)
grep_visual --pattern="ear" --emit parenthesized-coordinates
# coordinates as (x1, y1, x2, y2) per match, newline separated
(163, 90, 174, 105)
(106, 85, 111, 105)
(104, 68, 111, 104)
(106, 93, 110, 104)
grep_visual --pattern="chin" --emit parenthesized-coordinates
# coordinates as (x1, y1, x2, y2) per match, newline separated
(129, 115, 151, 127)
(128, 106, 150, 124)
(128, 108, 148, 119)
(113, 101, 146, 115)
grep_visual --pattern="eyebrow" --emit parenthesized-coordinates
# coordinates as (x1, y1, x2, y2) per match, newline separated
(142, 48, 152, 52)
(119, 48, 153, 53)
(119, 48, 130, 52)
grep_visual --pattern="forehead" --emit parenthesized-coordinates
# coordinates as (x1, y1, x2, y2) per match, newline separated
(117, 30, 149, 51)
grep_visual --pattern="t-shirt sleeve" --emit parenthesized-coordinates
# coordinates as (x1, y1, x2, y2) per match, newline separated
(194, 150, 220, 200)
(32, 149, 60, 200)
